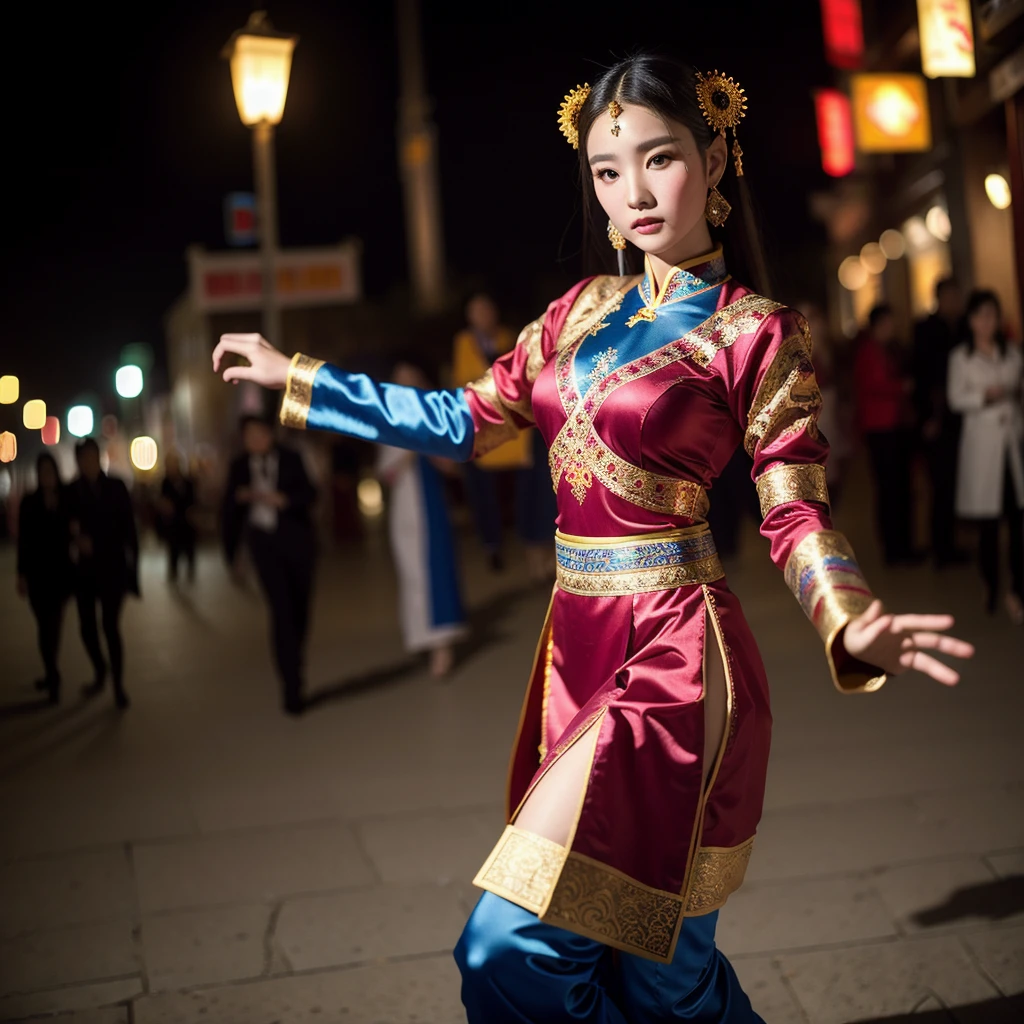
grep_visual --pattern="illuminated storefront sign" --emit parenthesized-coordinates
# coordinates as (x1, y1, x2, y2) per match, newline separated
(815, 90, 856, 176)
(917, 0, 976, 78)
(851, 74, 932, 153)
(820, 0, 864, 69)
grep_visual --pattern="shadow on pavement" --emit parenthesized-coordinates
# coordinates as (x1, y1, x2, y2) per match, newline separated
(912, 876, 1024, 926)
(0, 701, 122, 774)
(855, 993, 1024, 1022)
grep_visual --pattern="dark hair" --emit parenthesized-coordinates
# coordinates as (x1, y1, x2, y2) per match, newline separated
(868, 304, 893, 329)
(36, 452, 61, 486)
(75, 438, 99, 459)
(575, 53, 771, 295)
(239, 413, 274, 432)
(961, 289, 1006, 355)
(935, 276, 958, 300)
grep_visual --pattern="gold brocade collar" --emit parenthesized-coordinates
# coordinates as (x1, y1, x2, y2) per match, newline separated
(638, 248, 730, 310)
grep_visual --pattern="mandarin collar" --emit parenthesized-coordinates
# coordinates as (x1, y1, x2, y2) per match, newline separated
(639, 248, 730, 308)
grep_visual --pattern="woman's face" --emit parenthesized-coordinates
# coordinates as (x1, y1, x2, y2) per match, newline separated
(585, 104, 727, 264)
(969, 301, 999, 342)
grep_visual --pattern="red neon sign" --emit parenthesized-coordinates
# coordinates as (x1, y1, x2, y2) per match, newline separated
(815, 89, 856, 177)
(820, 0, 864, 69)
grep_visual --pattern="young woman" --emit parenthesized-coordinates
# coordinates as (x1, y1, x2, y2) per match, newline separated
(214, 53, 973, 1024)
(948, 290, 1024, 624)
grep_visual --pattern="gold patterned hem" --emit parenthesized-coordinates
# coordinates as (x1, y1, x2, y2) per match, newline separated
(473, 825, 754, 962)
(556, 555, 724, 596)
(756, 463, 830, 518)
(279, 353, 325, 430)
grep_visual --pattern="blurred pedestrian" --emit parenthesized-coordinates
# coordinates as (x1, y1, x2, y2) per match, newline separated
(913, 277, 969, 568)
(223, 415, 317, 715)
(947, 290, 1024, 624)
(16, 453, 73, 702)
(159, 449, 197, 583)
(453, 293, 552, 576)
(378, 359, 468, 677)
(855, 304, 922, 565)
(69, 438, 138, 710)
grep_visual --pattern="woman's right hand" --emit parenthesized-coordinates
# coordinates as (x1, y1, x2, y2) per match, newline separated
(212, 334, 291, 390)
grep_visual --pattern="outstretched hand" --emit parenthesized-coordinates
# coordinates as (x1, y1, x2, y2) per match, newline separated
(212, 334, 291, 390)
(843, 599, 974, 686)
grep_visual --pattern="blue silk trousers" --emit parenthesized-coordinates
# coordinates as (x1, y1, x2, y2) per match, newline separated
(455, 892, 765, 1023)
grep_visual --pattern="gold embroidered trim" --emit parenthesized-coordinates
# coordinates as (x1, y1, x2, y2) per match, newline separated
(555, 276, 639, 363)
(675, 293, 783, 370)
(279, 353, 325, 430)
(744, 332, 822, 458)
(685, 839, 754, 914)
(784, 530, 886, 694)
(538, 632, 555, 762)
(556, 555, 724, 596)
(756, 463, 830, 518)
(474, 825, 755, 961)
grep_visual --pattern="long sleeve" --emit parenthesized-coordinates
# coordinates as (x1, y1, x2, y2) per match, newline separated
(947, 346, 984, 413)
(725, 307, 885, 693)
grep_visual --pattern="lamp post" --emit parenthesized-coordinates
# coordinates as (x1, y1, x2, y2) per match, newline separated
(222, 11, 297, 365)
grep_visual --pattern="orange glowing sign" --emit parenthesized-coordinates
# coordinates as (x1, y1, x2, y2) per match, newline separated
(815, 90, 856, 176)
(917, 0, 976, 79)
(820, 0, 864, 69)
(851, 74, 932, 152)
(0, 431, 16, 463)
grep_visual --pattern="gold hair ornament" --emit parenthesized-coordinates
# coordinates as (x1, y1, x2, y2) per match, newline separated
(608, 100, 622, 137)
(558, 84, 591, 149)
(695, 70, 748, 176)
(607, 219, 627, 275)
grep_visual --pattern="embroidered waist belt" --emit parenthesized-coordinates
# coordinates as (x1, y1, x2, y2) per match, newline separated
(555, 526, 725, 596)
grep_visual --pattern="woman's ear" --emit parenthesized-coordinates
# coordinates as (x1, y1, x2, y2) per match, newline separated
(706, 133, 729, 188)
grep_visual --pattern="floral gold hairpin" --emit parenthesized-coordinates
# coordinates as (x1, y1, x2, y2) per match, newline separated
(557, 83, 591, 149)
(695, 70, 748, 175)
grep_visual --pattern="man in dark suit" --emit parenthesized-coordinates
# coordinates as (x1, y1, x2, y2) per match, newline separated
(69, 438, 139, 710)
(223, 415, 317, 715)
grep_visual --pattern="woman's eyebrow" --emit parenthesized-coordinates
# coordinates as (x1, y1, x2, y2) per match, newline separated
(589, 135, 679, 165)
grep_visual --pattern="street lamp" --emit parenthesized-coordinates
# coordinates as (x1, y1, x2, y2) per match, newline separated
(223, 10, 297, 363)
(115, 364, 144, 399)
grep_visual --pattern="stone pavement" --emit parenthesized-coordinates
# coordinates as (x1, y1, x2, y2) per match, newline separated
(1, 465, 1022, 1023)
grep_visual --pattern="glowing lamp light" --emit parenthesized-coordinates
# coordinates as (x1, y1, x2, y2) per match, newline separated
(357, 477, 384, 517)
(23, 399, 46, 430)
(860, 242, 888, 275)
(820, 0, 864, 70)
(0, 375, 18, 404)
(852, 73, 931, 152)
(814, 89, 856, 177)
(0, 431, 16, 463)
(68, 405, 94, 438)
(41, 416, 60, 446)
(926, 205, 952, 241)
(903, 216, 933, 252)
(879, 229, 907, 259)
(838, 256, 869, 291)
(115, 364, 143, 399)
(130, 435, 158, 471)
(917, 0, 976, 79)
(223, 12, 297, 127)
(985, 173, 1011, 210)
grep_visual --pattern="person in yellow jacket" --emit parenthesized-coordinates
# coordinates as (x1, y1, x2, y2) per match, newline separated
(452, 293, 556, 578)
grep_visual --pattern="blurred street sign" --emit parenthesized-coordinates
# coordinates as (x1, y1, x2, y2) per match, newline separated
(815, 89, 856, 176)
(224, 192, 258, 247)
(990, 45, 1024, 103)
(851, 73, 932, 152)
(820, 0, 864, 70)
(917, 0, 976, 79)
(188, 243, 362, 313)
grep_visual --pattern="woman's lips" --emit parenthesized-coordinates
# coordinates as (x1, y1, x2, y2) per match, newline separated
(632, 218, 664, 235)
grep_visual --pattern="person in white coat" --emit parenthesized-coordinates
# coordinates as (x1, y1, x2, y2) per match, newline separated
(947, 290, 1024, 624)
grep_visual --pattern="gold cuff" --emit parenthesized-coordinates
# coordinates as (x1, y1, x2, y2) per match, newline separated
(279, 352, 325, 430)
(756, 463, 829, 518)
(784, 530, 886, 693)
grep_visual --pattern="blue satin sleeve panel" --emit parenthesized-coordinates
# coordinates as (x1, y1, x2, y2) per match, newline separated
(306, 363, 476, 462)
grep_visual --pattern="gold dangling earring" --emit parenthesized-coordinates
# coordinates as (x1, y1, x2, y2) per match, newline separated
(608, 220, 627, 275)
(704, 184, 732, 227)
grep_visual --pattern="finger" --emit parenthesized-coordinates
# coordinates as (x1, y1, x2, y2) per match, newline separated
(890, 613, 955, 633)
(899, 633, 976, 658)
(222, 365, 256, 384)
(212, 334, 261, 371)
(850, 610, 894, 649)
(898, 649, 960, 686)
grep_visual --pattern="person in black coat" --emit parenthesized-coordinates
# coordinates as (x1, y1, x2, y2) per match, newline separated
(16, 453, 73, 701)
(69, 438, 139, 710)
(159, 449, 197, 583)
(222, 415, 317, 715)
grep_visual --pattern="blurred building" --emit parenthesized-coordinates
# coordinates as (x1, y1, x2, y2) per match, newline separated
(812, 0, 1023, 340)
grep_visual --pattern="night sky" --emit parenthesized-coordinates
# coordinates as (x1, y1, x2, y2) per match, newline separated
(2, 1, 833, 415)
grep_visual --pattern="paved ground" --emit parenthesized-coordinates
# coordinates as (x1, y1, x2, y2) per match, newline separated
(1, 459, 1022, 1023)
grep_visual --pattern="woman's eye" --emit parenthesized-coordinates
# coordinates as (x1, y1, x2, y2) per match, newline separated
(648, 154, 670, 168)
(595, 168, 619, 182)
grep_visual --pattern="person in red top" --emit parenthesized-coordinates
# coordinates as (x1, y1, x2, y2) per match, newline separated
(855, 304, 921, 565)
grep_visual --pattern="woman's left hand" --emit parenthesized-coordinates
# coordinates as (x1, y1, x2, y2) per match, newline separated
(843, 599, 975, 686)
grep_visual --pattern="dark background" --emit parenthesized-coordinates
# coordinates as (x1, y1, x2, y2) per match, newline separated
(1, 1, 833, 412)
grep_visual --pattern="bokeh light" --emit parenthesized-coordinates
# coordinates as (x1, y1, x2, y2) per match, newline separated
(0, 431, 16, 463)
(41, 416, 60, 446)
(357, 477, 384, 517)
(879, 229, 906, 259)
(115, 365, 144, 399)
(23, 399, 46, 430)
(68, 405, 95, 438)
(838, 256, 869, 291)
(984, 173, 1011, 210)
(130, 435, 158, 471)
(902, 216, 932, 252)
(859, 242, 887, 275)
(0, 375, 19, 404)
(925, 205, 952, 242)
